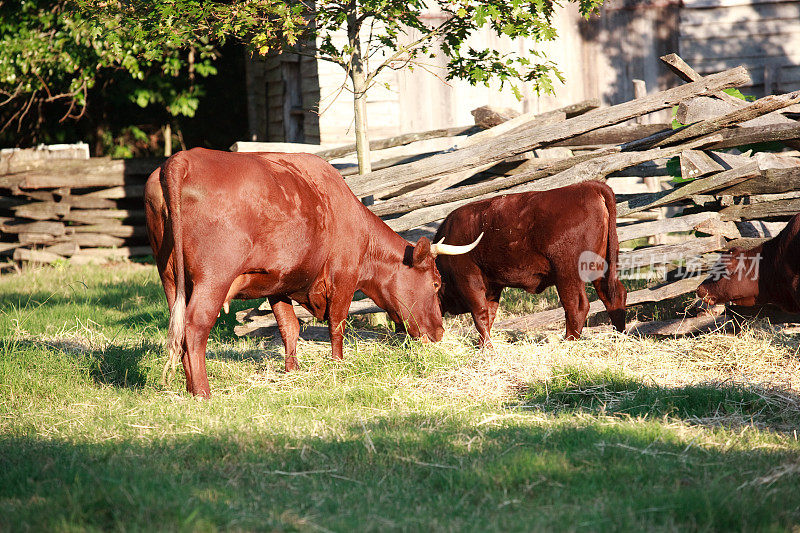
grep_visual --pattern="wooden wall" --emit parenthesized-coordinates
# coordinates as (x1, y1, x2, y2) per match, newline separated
(680, 0, 800, 97)
(243, 1, 800, 147)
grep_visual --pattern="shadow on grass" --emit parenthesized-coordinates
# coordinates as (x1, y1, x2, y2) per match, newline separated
(510, 366, 800, 434)
(10, 338, 157, 389)
(1, 413, 799, 531)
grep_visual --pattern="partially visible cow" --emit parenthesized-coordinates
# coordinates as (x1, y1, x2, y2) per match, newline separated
(144, 148, 480, 397)
(434, 181, 627, 346)
(697, 213, 800, 312)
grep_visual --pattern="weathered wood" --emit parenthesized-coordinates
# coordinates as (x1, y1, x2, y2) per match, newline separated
(677, 96, 794, 127)
(0, 242, 20, 256)
(493, 276, 705, 332)
(694, 217, 741, 239)
(508, 135, 723, 195)
(62, 209, 146, 224)
(471, 105, 520, 129)
(380, 135, 720, 231)
(721, 167, 800, 195)
(653, 91, 800, 148)
(735, 220, 787, 238)
(679, 149, 724, 180)
(617, 162, 760, 217)
(626, 315, 734, 336)
(309, 125, 479, 161)
(617, 212, 721, 242)
(68, 233, 127, 248)
(723, 238, 770, 250)
(234, 297, 382, 335)
(43, 242, 79, 256)
(460, 109, 566, 149)
(720, 197, 800, 221)
(11, 202, 70, 221)
(83, 185, 146, 199)
(0, 219, 66, 236)
(347, 67, 751, 199)
(52, 195, 117, 209)
(659, 53, 747, 107)
(619, 236, 721, 270)
(371, 147, 618, 218)
(710, 123, 800, 149)
(13, 248, 64, 264)
(17, 233, 59, 245)
(543, 124, 670, 148)
(70, 224, 147, 238)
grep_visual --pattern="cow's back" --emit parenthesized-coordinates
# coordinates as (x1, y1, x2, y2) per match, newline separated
(438, 182, 612, 288)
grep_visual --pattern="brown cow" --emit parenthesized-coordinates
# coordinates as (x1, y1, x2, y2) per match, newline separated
(435, 181, 627, 346)
(144, 148, 480, 397)
(697, 213, 800, 312)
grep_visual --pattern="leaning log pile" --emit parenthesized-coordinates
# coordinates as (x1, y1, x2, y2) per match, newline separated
(235, 54, 800, 336)
(0, 150, 162, 268)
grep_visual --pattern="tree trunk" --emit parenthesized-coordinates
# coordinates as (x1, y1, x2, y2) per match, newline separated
(347, 10, 371, 174)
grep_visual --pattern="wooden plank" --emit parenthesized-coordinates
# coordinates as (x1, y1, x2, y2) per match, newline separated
(660, 53, 746, 107)
(13, 248, 64, 264)
(234, 298, 382, 335)
(617, 212, 720, 242)
(0, 219, 66, 236)
(71, 224, 147, 238)
(62, 209, 146, 224)
(720, 197, 800, 221)
(83, 185, 146, 199)
(493, 276, 705, 332)
(11, 202, 71, 221)
(617, 162, 760, 217)
(626, 315, 734, 336)
(346, 67, 751, 199)
(653, 91, 800, 148)
(380, 135, 720, 232)
(679, 150, 724, 180)
(619, 237, 721, 270)
(544, 124, 670, 147)
(721, 167, 800, 195)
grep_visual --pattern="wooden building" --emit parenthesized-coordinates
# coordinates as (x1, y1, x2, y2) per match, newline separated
(243, 0, 800, 147)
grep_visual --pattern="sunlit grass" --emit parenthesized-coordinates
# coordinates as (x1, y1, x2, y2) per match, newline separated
(1, 263, 800, 531)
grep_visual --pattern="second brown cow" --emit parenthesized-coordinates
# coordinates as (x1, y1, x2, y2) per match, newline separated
(435, 181, 627, 346)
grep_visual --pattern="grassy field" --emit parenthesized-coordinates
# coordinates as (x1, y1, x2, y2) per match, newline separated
(2, 263, 800, 531)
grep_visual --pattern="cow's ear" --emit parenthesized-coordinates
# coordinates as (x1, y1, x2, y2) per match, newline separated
(412, 237, 432, 266)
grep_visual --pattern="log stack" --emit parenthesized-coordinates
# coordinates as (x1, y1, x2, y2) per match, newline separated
(0, 149, 162, 267)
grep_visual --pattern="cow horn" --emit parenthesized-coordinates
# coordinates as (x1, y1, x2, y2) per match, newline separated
(430, 232, 484, 257)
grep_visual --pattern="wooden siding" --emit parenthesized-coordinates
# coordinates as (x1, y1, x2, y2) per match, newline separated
(680, 0, 800, 96)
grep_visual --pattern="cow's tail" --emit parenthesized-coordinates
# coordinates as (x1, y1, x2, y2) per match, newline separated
(160, 153, 189, 385)
(599, 184, 622, 303)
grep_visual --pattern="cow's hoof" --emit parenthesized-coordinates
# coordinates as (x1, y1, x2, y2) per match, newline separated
(285, 357, 300, 372)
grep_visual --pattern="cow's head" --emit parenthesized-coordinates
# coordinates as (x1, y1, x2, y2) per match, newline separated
(696, 247, 761, 307)
(375, 234, 483, 342)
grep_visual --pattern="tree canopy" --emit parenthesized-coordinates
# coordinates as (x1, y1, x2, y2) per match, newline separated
(1, 0, 605, 158)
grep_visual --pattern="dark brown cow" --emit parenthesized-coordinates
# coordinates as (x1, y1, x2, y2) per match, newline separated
(435, 181, 627, 346)
(697, 213, 800, 312)
(145, 148, 479, 397)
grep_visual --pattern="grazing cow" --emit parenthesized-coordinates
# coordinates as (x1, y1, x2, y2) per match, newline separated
(144, 148, 480, 397)
(435, 181, 627, 346)
(697, 213, 800, 312)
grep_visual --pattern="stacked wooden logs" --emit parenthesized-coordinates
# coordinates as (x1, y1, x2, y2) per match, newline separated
(0, 148, 163, 267)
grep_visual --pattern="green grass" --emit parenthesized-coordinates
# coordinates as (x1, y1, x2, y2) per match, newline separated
(2, 264, 800, 531)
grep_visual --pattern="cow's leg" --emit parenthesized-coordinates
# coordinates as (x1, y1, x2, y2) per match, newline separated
(326, 291, 356, 361)
(460, 282, 493, 349)
(485, 285, 503, 337)
(269, 296, 301, 371)
(592, 277, 627, 333)
(182, 281, 230, 398)
(555, 276, 590, 340)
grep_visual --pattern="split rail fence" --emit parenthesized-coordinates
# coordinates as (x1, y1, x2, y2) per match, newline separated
(1, 54, 799, 336)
